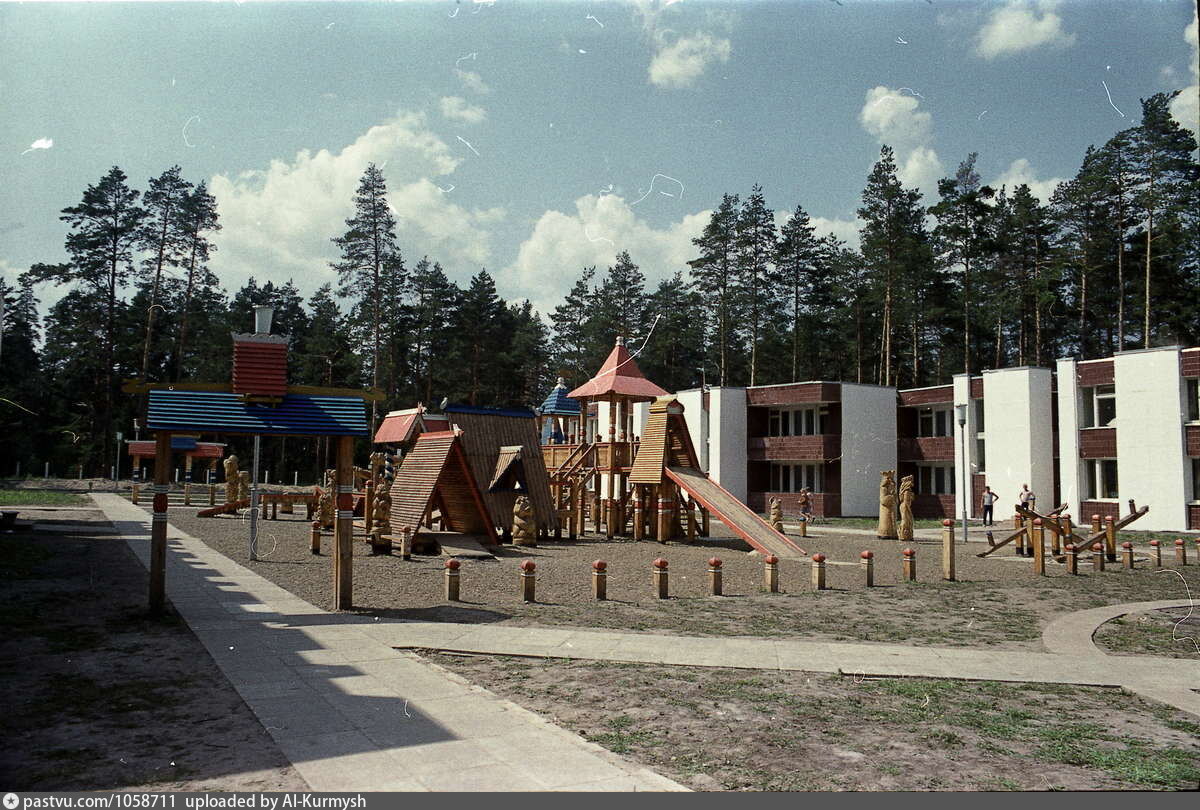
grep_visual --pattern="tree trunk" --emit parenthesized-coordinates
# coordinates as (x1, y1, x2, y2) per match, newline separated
(1144, 175, 1154, 349)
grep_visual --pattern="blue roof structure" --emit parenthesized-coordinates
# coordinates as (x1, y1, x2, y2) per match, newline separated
(147, 390, 369, 437)
(443, 403, 536, 419)
(539, 377, 580, 416)
(170, 436, 198, 451)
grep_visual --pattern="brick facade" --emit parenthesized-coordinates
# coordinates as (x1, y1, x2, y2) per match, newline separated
(898, 386, 953, 406)
(1077, 360, 1114, 386)
(1182, 349, 1200, 377)
(970, 377, 983, 398)
(747, 435, 840, 461)
(1187, 424, 1200, 457)
(1190, 505, 1200, 530)
(1079, 428, 1117, 458)
(749, 491, 840, 518)
(897, 436, 954, 461)
(747, 382, 840, 406)
(1081, 500, 1121, 523)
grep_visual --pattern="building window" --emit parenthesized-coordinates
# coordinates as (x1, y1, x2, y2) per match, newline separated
(1187, 378, 1199, 422)
(917, 406, 951, 437)
(769, 462, 823, 493)
(917, 463, 955, 495)
(768, 407, 823, 437)
(1081, 384, 1116, 428)
(1084, 458, 1119, 500)
(975, 438, 986, 473)
(1192, 457, 1200, 502)
(973, 398, 985, 433)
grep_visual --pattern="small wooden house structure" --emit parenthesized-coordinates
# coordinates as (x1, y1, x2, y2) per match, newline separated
(389, 430, 498, 545)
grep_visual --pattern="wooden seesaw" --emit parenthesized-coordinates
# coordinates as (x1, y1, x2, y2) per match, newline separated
(979, 501, 1150, 561)
(976, 503, 1068, 558)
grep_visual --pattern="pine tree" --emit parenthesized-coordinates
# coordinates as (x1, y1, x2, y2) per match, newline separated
(137, 166, 192, 384)
(173, 181, 221, 380)
(776, 204, 822, 381)
(735, 185, 778, 385)
(689, 193, 741, 386)
(0, 273, 44, 471)
(596, 251, 647, 341)
(639, 271, 707, 392)
(406, 257, 458, 403)
(550, 267, 597, 384)
(450, 270, 507, 405)
(330, 164, 405, 432)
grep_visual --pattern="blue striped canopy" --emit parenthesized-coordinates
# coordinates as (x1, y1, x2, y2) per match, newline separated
(539, 379, 579, 416)
(147, 390, 368, 437)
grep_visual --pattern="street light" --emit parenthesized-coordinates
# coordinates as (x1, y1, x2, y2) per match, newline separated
(955, 404, 968, 545)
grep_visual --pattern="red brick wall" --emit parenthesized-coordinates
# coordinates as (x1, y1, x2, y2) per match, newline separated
(970, 378, 983, 398)
(898, 386, 953, 406)
(897, 436, 954, 461)
(913, 494, 955, 519)
(1189, 505, 1200, 530)
(1186, 425, 1200, 456)
(747, 382, 840, 406)
(1181, 349, 1200, 377)
(748, 435, 840, 461)
(749, 491, 841, 518)
(972, 474, 986, 516)
(1079, 428, 1117, 458)
(1077, 360, 1114, 386)
(1081, 501, 1121, 522)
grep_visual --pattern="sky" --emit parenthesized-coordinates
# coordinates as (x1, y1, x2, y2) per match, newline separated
(2, 0, 1197, 319)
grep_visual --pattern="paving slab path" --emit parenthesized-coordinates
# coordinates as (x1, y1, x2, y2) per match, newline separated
(93, 494, 687, 793)
(94, 493, 1200, 793)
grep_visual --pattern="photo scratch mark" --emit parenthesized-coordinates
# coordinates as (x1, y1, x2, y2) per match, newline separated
(1101, 80, 1125, 118)
(20, 137, 53, 156)
(455, 135, 480, 156)
(629, 173, 684, 207)
(182, 116, 199, 148)
(584, 226, 614, 246)
(586, 14, 604, 28)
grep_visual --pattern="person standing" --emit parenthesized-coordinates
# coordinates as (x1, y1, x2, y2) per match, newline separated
(980, 485, 997, 526)
(1017, 483, 1034, 513)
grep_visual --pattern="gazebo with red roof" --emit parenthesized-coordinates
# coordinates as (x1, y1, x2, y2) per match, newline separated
(567, 336, 668, 538)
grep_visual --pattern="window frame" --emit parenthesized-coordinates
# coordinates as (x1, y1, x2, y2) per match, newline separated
(768, 462, 824, 493)
(1084, 458, 1119, 500)
(916, 462, 956, 495)
(917, 406, 952, 438)
(1081, 384, 1117, 429)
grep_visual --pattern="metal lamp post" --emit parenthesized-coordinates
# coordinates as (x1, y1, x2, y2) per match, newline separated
(955, 404, 968, 545)
(114, 431, 123, 492)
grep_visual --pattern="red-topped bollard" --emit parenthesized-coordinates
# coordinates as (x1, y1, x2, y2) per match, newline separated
(811, 553, 827, 590)
(520, 559, 537, 602)
(1121, 541, 1135, 570)
(1176, 539, 1188, 566)
(310, 520, 322, 555)
(653, 557, 669, 599)
(1092, 542, 1105, 572)
(1149, 539, 1162, 568)
(1065, 543, 1078, 575)
(1061, 514, 1074, 554)
(764, 554, 780, 593)
(592, 560, 607, 600)
(902, 548, 916, 582)
(708, 557, 723, 596)
(1090, 514, 1102, 534)
(444, 558, 461, 601)
(941, 519, 956, 582)
(1104, 515, 1117, 561)
(401, 525, 413, 560)
(861, 550, 875, 587)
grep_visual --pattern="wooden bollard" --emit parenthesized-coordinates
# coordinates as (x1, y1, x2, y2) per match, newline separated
(1012, 513, 1022, 530)
(1176, 539, 1188, 566)
(310, 521, 321, 554)
(764, 554, 779, 593)
(401, 526, 412, 561)
(1104, 515, 1117, 561)
(131, 484, 140, 504)
(520, 559, 536, 602)
(1065, 544, 1078, 575)
(653, 557, 669, 599)
(798, 516, 808, 537)
(445, 559, 461, 601)
(1061, 514, 1074, 552)
(1051, 515, 1062, 555)
(811, 553, 827, 590)
(592, 560, 607, 600)
(1091, 514, 1102, 534)
(1121, 541, 1135, 570)
(184, 484, 192, 506)
(1032, 518, 1046, 576)
(1149, 539, 1162, 567)
(708, 557, 723, 596)
(941, 519, 955, 582)
(1092, 542, 1105, 572)
(902, 547, 916, 582)
(209, 484, 216, 506)
(861, 550, 874, 587)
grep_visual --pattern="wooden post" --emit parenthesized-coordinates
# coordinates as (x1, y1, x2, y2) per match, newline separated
(1090, 514, 1101, 534)
(764, 554, 779, 593)
(520, 559, 536, 602)
(1019, 517, 1032, 557)
(184, 456, 193, 505)
(708, 557, 723, 596)
(861, 550, 874, 587)
(798, 516, 808, 537)
(1149, 539, 1162, 567)
(653, 557, 669, 599)
(592, 560, 607, 600)
(364, 478, 375, 537)
(149, 432, 172, 615)
(400, 526, 413, 561)
(1092, 542, 1105, 572)
(700, 506, 710, 538)
(1032, 518, 1046, 576)
(902, 547, 916, 582)
(811, 553, 827, 590)
(686, 499, 697, 542)
(1065, 544, 1078, 575)
(1104, 515, 1117, 562)
(606, 396, 617, 540)
(1121, 542, 1135, 570)
(1175, 539, 1188, 566)
(131, 483, 140, 504)
(444, 559, 461, 601)
(333, 436, 354, 610)
(1061, 514, 1074, 553)
(310, 521, 321, 555)
(633, 486, 645, 541)
(656, 488, 671, 543)
(1050, 515, 1062, 555)
(209, 484, 216, 506)
(941, 519, 956, 582)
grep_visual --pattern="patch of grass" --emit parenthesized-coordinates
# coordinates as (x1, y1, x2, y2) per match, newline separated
(0, 489, 87, 506)
(585, 714, 660, 755)
(1054, 744, 1200, 789)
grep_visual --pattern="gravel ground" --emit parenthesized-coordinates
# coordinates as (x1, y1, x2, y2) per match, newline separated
(160, 508, 1200, 649)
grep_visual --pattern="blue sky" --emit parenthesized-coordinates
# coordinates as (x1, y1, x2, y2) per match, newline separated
(2, 0, 1197, 317)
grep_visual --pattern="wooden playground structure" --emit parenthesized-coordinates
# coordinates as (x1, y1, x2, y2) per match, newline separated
(977, 499, 1150, 563)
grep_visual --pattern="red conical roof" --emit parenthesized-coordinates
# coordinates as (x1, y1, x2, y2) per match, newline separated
(567, 337, 669, 401)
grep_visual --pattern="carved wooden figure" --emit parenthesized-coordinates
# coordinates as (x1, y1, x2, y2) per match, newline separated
(512, 495, 537, 547)
(223, 455, 240, 504)
(877, 470, 898, 539)
(897, 474, 915, 541)
(768, 497, 784, 533)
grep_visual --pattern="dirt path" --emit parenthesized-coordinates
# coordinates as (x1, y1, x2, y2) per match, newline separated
(0, 508, 306, 791)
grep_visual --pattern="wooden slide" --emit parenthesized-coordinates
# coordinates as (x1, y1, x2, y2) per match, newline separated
(665, 466, 808, 559)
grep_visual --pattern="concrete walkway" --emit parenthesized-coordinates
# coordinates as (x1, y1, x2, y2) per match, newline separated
(93, 494, 687, 792)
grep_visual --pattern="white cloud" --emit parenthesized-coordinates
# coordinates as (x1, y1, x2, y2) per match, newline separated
(455, 69, 491, 95)
(208, 112, 503, 298)
(1169, 11, 1198, 136)
(648, 32, 731, 88)
(810, 216, 861, 249)
(439, 96, 487, 125)
(859, 86, 943, 197)
(976, 0, 1076, 60)
(503, 193, 710, 315)
(992, 158, 1065, 205)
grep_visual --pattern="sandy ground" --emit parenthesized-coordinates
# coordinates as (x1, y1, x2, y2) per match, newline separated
(0, 505, 306, 792)
(163, 508, 1200, 653)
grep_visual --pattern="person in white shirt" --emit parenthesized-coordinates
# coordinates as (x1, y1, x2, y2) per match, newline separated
(980, 485, 997, 526)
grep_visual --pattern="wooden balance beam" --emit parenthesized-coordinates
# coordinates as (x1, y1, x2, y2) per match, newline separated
(977, 503, 1070, 558)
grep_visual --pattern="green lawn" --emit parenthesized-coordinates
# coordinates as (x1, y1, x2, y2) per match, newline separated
(0, 489, 88, 506)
